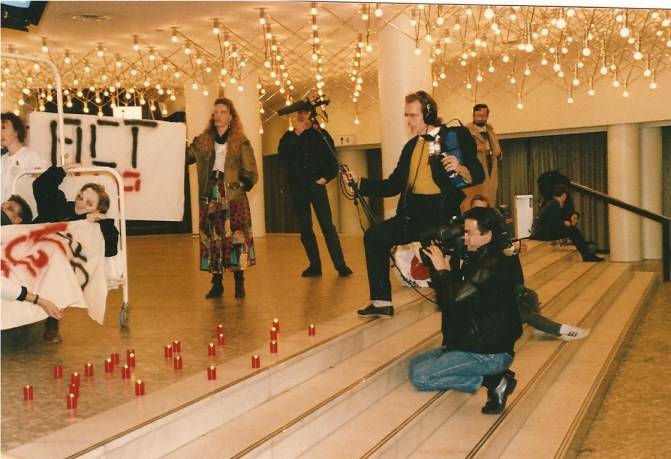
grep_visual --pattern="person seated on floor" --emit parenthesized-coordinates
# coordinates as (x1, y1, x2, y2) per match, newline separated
(470, 194, 589, 341)
(531, 184, 604, 263)
(32, 163, 119, 343)
(409, 206, 522, 415)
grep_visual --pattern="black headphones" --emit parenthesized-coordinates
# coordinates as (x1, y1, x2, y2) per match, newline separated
(416, 90, 438, 126)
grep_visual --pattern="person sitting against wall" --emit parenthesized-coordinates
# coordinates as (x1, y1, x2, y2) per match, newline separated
(531, 184, 604, 263)
(32, 163, 119, 343)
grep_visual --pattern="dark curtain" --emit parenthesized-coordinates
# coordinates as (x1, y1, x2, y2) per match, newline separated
(499, 132, 609, 250)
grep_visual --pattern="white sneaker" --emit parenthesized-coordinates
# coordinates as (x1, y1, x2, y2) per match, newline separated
(559, 325, 590, 341)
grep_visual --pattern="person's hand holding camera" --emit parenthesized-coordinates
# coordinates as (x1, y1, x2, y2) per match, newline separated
(422, 244, 450, 271)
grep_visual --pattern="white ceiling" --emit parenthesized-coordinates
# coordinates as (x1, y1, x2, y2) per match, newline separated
(2, 2, 670, 118)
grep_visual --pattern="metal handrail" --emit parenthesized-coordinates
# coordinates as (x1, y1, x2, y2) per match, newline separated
(570, 181, 670, 282)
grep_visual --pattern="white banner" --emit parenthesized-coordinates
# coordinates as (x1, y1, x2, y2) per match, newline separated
(1, 220, 108, 330)
(28, 112, 186, 221)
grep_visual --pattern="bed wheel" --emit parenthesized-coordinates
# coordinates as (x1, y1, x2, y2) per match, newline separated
(119, 302, 130, 328)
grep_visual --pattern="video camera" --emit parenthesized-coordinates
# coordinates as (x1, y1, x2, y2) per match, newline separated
(419, 216, 465, 263)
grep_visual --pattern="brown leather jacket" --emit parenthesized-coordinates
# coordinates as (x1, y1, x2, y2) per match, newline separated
(186, 132, 258, 202)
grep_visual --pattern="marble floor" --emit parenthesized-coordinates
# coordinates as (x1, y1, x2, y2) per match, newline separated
(1, 234, 669, 457)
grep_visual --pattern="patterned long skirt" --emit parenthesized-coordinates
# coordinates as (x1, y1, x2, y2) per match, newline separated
(199, 174, 256, 273)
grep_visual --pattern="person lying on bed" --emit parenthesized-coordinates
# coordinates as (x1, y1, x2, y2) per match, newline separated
(32, 163, 119, 343)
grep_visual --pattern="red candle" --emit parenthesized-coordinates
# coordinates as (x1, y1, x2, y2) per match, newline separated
(251, 355, 260, 369)
(68, 383, 79, 397)
(70, 372, 81, 385)
(110, 353, 120, 365)
(270, 327, 278, 341)
(308, 324, 316, 336)
(135, 380, 145, 396)
(174, 356, 183, 370)
(272, 318, 280, 332)
(216, 323, 224, 334)
(84, 363, 94, 377)
(23, 385, 34, 400)
(164, 345, 173, 358)
(172, 341, 181, 353)
(127, 352, 136, 368)
(217, 333, 226, 345)
(207, 343, 216, 356)
(104, 358, 113, 372)
(121, 365, 131, 379)
(270, 340, 278, 353)
(66, 393, 77, 409)
(53, 365, 63, 379)
(126, 349, 135, 359)
(207, 366, 217, 380)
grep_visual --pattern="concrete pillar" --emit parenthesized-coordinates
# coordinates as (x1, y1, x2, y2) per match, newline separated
(640, 126, 663, 259)
(377, 16, 431, 219)
(227, 69, 266, 236)
(338, 148, 369, 235)
(184, 79, 217, 234)
(607, 124, 641, 262)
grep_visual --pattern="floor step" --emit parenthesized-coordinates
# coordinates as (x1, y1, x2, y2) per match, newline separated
(495, 271, 658, 459)
(164, 314, 443, 458)
(407, 263, 632, 458)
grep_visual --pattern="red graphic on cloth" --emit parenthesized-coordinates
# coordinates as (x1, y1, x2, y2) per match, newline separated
(1, 222, 69, 277)
(409, 256, 431, 281)
(123, 171, 141, 192)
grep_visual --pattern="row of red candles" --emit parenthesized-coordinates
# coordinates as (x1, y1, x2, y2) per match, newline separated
(23, 319, 317, 406)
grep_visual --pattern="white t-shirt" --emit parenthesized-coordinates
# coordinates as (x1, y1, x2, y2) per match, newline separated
(212, 141, 227, 173)
(1, 146, 48, 202)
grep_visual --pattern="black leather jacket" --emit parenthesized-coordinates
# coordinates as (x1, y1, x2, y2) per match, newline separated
(433, 242, 522, 355)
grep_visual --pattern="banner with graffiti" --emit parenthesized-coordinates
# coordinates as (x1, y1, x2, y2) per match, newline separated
(1, 220, 108, 330)
(27, 112, 186, 221)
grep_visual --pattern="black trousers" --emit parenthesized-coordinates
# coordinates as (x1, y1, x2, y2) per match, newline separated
(290, 182, 346, 270)
(364, 193, 452, 302)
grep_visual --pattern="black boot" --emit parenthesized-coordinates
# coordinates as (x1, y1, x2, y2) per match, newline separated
(234, 271, 245, 298)
(206, 273, 224, 299)
(481, 370, 517, 415)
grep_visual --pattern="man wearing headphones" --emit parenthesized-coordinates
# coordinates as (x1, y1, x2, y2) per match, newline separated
(346, 91, 483, 318)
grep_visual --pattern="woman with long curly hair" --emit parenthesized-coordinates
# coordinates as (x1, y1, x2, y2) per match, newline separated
(187, 98, 258, 299)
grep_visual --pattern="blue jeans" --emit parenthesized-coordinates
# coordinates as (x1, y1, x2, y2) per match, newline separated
(409, 347, 513, 394)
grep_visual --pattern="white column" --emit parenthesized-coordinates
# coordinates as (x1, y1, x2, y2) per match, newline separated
(228, 69, 266, 236)
(377, 16, 431, 219)
(184, 79, 217, 234)
(338, 148, 369, 235)
(607, 124, 641, 262)
(640, 126, 663, 259)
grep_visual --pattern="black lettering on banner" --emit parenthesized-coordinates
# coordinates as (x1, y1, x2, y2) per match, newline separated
(75, 126, 83, 163)
(64, 232, 88, 263)
(124, 120, 158, 169)
(130, 126, 139, 168)
(90, 124, 96, 158)
(70, 261, 90, 290)
(50, 120, 58, 164)
(93, 119, 120, 167)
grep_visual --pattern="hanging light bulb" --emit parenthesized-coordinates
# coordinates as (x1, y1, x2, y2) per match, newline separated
(213, 19, 220, 34)
(375, 4, 383, 17)
(41, 37, 48, 53)
(171, 27, 178, 43)
(133, 35, 140, 51)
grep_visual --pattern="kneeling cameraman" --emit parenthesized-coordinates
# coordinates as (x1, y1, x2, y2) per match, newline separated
(409, 206, 522, 415)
